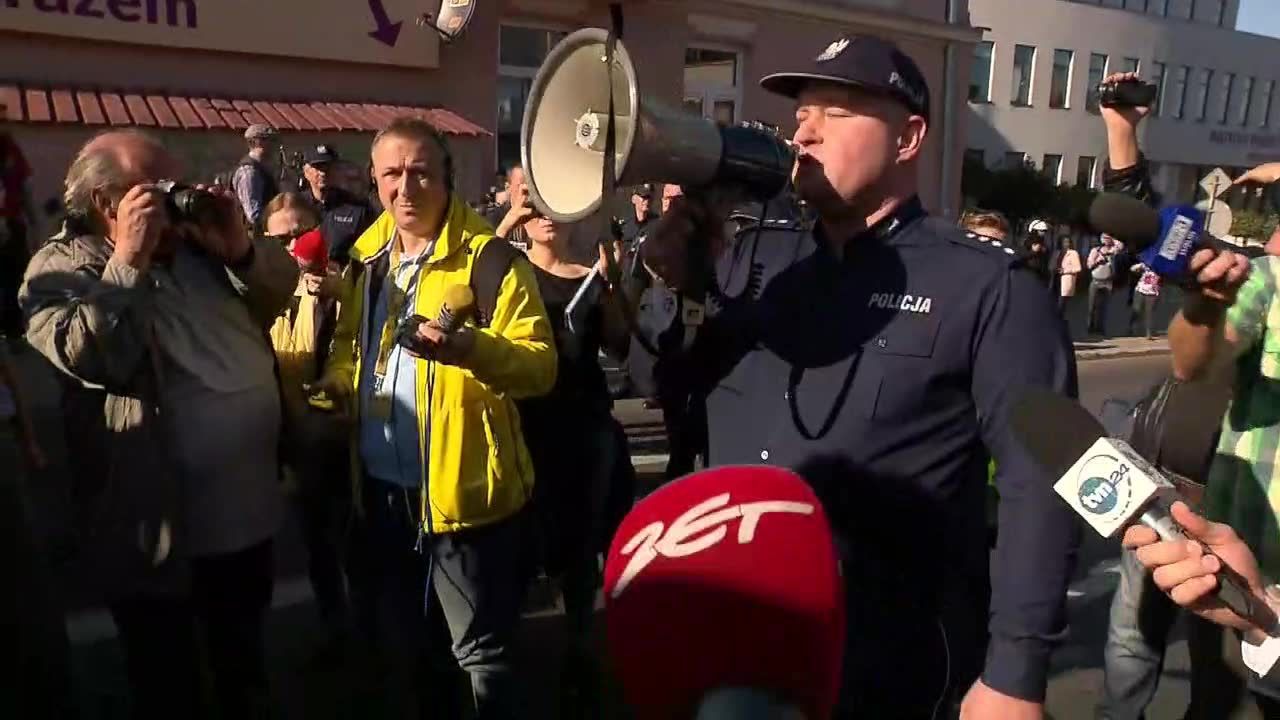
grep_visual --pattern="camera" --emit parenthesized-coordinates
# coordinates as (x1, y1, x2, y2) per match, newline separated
(395, 314, 433, 356)
(1096, 80, 1158, 109)
(155, 180, 220, 225)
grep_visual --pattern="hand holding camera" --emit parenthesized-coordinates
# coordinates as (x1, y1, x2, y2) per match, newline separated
(1099, 72, 1156, 131)
(111, 184, 170, 270)
(498, 180, 536, 238)
(163, 182, 252, 265)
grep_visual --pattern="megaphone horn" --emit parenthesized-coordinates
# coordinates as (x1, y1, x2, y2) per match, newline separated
(522, 28, 794, 223)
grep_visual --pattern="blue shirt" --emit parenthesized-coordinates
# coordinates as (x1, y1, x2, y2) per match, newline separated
(666, 197, 1080, 706)
(359, 248, 430, 488)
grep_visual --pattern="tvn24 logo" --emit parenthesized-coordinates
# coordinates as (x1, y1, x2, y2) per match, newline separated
(1076, 455, 1133, 519)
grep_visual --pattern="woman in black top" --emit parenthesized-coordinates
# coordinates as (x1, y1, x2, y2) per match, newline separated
(518, 214, 632, 713)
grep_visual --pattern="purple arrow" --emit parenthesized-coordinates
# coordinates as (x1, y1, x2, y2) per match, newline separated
(367, 0, 403, 47)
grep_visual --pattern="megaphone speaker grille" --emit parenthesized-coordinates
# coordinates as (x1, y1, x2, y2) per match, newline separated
(522, 29, 640, 222)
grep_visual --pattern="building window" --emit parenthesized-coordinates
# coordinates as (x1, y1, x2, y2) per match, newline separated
(1214, 0, 1227, 25)
(684, 47, 741, 124)
(970, 41, 994, 102)
(1125, 0, 1149, 10)
(1188, 0, 1198, 19)
(1170, 65, 1189, 119)
(1194, 68, 1213, 121)
(1043, 154, 1063, 184)
(1122, 57, 1140, 74)
(1011, 45, 1036, 106)
(1151, 61, 1167, 115)
(1050, 50, 1074, 108)
(1239, 76, 1255, 126)
(1077, 156, 1098, 188)
(1004, 151, 1027, 170)
(1219, 72, 1234, 124)
(1159, 0, 1170, 16)
(1087, 53, 1110, 112)
(965, 148, 987, 167)
(497, 25, 567, 174)
(1262, 80, 1275, 128)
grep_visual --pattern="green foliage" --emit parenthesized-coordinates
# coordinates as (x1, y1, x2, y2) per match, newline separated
(962, 157, 1098, 230)
(1230, 208, 1280, 241)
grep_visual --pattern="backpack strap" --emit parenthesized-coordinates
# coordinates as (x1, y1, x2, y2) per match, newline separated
(470, 238, 521, 328)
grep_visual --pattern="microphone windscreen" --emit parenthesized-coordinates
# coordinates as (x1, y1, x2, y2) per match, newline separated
(603, 466, 844, 720)
(290, 229, 329, 273)
(1088, 192, 1161, 252)
(1011, 387, 1107, 479)
(438, 283, 477, 333)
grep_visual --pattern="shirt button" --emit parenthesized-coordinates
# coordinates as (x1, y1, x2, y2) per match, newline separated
(760, 450, 770, 461)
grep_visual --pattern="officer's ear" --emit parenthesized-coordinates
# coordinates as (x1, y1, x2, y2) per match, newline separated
(895, 114, 928, 165)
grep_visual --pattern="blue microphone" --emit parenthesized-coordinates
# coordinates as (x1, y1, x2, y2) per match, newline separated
(1137, 205, 1205, 279)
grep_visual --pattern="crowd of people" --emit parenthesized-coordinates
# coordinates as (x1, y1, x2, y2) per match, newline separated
(8, 28, 1280, 720)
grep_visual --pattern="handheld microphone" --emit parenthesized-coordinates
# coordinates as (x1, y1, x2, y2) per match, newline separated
(290, 228, 329, 275)
(603, 466, 844, 720)
(1087, 193, 1224, 279)
(1012, 388, 1277, 631)
(436, 284, 477, 333)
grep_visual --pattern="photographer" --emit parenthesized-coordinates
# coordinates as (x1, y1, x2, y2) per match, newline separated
(19, 129, 299, 718)
(641, 36, 1078, 718)
(487, 164, 533, 251)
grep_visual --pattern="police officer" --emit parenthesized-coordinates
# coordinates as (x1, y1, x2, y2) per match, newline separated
(300, 144, 373, 265)
(643, 36, 1079, 719)
(231, 124, 280, 228)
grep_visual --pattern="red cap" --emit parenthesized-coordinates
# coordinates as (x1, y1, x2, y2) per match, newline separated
(290, 229, 328, 273)
(603, 465, 845, 719)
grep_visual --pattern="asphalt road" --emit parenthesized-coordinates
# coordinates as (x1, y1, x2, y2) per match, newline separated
(15, 351, 1212, 719)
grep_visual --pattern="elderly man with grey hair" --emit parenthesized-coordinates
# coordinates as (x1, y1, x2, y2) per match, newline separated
(19, 129, 298, 719)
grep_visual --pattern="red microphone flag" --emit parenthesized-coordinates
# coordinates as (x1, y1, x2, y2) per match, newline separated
(603, 465, 845, 719)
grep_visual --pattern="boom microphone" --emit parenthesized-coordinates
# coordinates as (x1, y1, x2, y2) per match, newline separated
(1011, 387, 1277, 630)
(437, 284, 476, 333)
(603, 466, 844, 720)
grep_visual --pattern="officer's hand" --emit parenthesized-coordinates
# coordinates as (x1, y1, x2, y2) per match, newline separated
(1099, 72, 1152, 130)
(1234, 162, 1280, 187)
(1185, 247, 1251, 304)
(959, 680, 1042, 720)
(1123, 501, 1272, 640)
(642, 194, 733, 291)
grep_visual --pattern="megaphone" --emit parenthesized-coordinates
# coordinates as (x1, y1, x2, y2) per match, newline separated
(522, 28, 794, 223)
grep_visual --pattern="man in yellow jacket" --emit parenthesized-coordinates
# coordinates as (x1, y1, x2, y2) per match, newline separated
(317, 117, 556, 718)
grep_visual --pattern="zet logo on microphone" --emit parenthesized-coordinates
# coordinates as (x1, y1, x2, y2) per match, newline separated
(1075, 454, 1133, 522)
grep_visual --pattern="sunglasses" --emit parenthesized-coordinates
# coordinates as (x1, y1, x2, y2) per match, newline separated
(263, 226, 318, 244)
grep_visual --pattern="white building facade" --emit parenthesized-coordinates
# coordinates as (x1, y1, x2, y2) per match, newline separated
(966, 0, 1280, 206)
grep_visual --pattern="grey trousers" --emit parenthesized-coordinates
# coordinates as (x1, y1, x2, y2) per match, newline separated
(356, 477, 533, 719)
(1099, 548, 1180, 720)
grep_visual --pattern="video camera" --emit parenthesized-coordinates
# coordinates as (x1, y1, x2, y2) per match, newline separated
(1096, 79, 1158, 109)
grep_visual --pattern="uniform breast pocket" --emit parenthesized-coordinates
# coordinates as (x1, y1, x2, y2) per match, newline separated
(852, 315, 942, 421)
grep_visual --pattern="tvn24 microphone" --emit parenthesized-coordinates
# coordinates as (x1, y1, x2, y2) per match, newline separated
(1012, 387, 1277, 631)
(1088, 193, 1227, 279)
(603, 466, 844, 720)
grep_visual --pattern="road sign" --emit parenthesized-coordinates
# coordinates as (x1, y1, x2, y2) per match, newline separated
(1200, 167, 1233, 198)
(1195, 199, 1234, 237)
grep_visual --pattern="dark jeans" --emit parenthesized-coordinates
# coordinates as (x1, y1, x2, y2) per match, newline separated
(356, 477, 533, 719)
(109, 539, 275, 720)
(1089, 282, 1113, 336)
(1099, 549, 1181, 720)
(291, 413, 357, 639)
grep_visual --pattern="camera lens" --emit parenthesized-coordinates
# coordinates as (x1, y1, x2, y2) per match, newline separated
(172, 188, 220, 225)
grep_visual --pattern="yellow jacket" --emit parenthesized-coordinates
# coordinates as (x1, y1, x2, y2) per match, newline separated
(326, 197, 557, 532)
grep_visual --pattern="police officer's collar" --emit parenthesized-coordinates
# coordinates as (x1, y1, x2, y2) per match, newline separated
(813, 195, 926, 259)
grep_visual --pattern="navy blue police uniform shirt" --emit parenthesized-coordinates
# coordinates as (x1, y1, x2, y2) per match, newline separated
(675, 196, 1081, 704)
